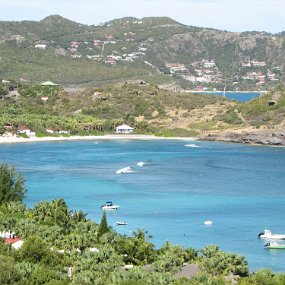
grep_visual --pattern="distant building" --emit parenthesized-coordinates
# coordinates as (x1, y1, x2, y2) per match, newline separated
(40, 96, 49, 102)
(4, 237, 24, 250)
(251, 61, 266, 67)
(115, 125, 134, 134)
(35, 44, 47, 49)
(203, 60, 216, 68)
(46, 128, 55, 134)
(17, 127, 35, 136)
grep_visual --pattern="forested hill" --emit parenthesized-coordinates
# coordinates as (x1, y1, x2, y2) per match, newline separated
(0, 15, 284, 90)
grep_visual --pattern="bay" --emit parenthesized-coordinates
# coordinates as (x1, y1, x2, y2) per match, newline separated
(192, 91, 261, 102)
(0, 139, 285, 272)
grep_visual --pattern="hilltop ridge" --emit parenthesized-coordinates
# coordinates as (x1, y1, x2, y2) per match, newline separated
(0, 15, 284, 90)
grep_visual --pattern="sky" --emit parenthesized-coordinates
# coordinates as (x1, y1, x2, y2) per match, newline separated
(0, 0, 284, 33)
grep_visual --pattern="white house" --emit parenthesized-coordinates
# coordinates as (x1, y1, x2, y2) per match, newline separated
(115, 125, 134, 134)
(4, 237, 24, 250)
(17, 127, 35, 136)
(46, 128, 55, 134)
(35, 44, 47, 49)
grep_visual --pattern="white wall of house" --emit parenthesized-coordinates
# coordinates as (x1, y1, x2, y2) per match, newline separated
(115, 125, 134, 134)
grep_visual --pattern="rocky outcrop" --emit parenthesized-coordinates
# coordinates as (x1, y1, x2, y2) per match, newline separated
(200, 130, 285, 146)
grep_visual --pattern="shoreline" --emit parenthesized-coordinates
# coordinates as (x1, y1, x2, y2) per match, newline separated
(0, 134, 196, 144)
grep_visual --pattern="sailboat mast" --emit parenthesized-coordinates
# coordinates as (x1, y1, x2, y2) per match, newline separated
(223, 85, 226, 97)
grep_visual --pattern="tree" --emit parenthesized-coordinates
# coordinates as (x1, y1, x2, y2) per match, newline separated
(97, 210, 109, 237)
(0, 255, 21, 284)
(0, 163, 27, 204)
(18, 236, 56, 264)
(50, 198, 69, 226)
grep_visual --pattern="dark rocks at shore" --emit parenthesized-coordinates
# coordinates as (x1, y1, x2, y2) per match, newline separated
(200, 130, 285, 146)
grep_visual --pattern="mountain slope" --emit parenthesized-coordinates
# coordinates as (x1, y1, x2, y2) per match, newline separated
(0, 15, 284, 89)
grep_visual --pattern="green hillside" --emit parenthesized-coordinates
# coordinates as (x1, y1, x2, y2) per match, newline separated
(0, 15, 284, 90)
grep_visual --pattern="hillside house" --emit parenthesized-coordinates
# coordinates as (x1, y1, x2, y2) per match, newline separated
(251, 61, 266, 67)
(70, 41, 81, 48)
(3, 123, 13, 130)
(17, 127, 35, 136)
(46, 128, 55, 134)
(203, 60, 216, 68)
(35, 44, 47, 49)
(41, 96, 49, 102)
(4, 237, 24, 250)
(93, 39, 103, 46)
(105, 59, 116, 65)
(115, 125, 134, 134)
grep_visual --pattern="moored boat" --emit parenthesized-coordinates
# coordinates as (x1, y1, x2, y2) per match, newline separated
(116, 166, 134, 174)
(258, 229, 285, 240)
(116, 221, 128, 225)
(101, 201, 119, 210)
(264, 241, 285, 249)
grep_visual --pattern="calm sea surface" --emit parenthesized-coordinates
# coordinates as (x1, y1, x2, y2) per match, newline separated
(194, 91, 261, 102)
(1, 140, 285, 272)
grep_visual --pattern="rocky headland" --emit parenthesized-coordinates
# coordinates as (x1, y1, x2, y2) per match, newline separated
(200, 129, 285, 147)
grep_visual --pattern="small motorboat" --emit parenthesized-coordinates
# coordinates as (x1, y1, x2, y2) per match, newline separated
(258, 229, 285, 240)
(264, 241, 285, 249)
(137, 161, 145, 167)
(204, 220, 213, 225)
(116, 221, 128, 226)
(116, 166, 134, 174)
(184, 144, 200, 148)
(101, 201, 119, 210)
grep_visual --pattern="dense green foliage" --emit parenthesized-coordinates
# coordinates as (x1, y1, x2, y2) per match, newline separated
(214, 86, 285, 128)
(238, 86, 285, 127)
(0, 82, 224, 136)
(1, 80, 285, 139)
(0, 163, 27, 204)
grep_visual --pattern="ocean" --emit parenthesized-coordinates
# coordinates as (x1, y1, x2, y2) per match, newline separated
(0, 139, 285, 272)
(192, 91, 261, 102)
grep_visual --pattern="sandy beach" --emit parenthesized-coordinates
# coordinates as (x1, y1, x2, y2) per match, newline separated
(0, 134, 196, 144)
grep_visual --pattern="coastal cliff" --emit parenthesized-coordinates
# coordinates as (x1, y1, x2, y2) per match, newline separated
(200, 129, 285, 146)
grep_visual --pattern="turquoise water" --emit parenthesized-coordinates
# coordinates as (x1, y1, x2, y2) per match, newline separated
(194, 91, 261, 102)
(1, 140, 285, 272)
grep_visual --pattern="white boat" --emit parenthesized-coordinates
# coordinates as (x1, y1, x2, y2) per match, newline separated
(101, 201, 119, 210)
(137, 161, 145, 167)
(264, 241, 285, 249)
(184, 144, 200, 148)
(204, 220, 213, 225)
(116, 221, 128, 225)
(116, 166, 134, 174)
(258, 229, 285, 240)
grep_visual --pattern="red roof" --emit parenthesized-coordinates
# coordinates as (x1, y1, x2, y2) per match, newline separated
(4, 237, 21, 244)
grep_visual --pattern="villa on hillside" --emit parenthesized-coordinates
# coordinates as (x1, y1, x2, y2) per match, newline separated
(35, 44, 47, 49)
(4, 237, 24, 250)
(115, 125, 134, 134)
(17, 127, 35, 136)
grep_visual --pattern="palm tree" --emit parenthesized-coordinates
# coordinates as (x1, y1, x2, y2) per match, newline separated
(50, 198, 69, 226)
(33, 201, 51, 223)
(70, 210, 87, 224)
